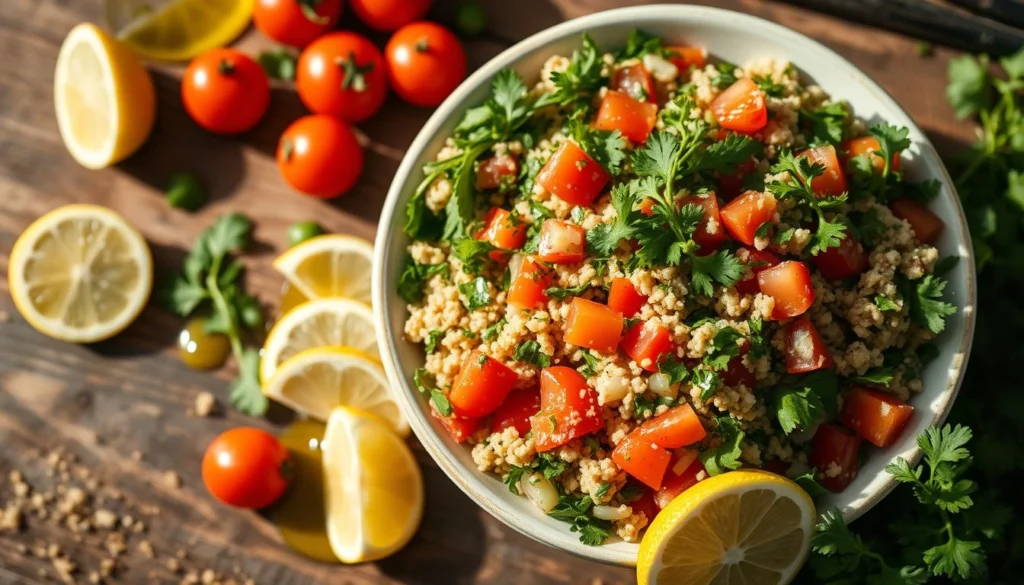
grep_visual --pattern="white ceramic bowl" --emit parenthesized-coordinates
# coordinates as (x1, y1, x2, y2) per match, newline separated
(373, 4, 976, 566)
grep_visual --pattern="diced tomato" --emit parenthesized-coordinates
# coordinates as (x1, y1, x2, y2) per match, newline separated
(607, 277, 647, 317)
(680, 192, 726, 254)
(711, 78, 767, 133)
(620, 320, 673, 372)
(842, 136, 900, 174)
(628, 487, 659, 522)
(890, 198, 944, 244)
(508, 256, 552, 309)
(537, 219, 586, 264)
(719, 190, 777, 246)
(665, 45, 707, 73)
(811, 233, 868, 281)
(784, 316, 834, 374)
(612, 432, 671, 490)
(531, 367, 603, 451)
(637, 404, 707, 449)
(809, 423, 862, 493)
(716, 159, 757, 200)
(757, 261, 815, 320)
(476, 207, 527, 252)
(612, 63, 656, 101)
(839, 387, 915, 448)
(735, 248, 780, 295)
(564, 297, 624, 353)
(654, 460, 705, 509)
(760, 459, 791, 476)
(475, 153, 519, 190)
(448, 351, 519, 418)
(432, 406, 480, 443)
(595, 90, 658, 144)
(639, 197, 656, 217)
(720, 350, 756, 388)
(491, 387, 541, 436)
(536, 141, 610, 206)
(799, 145, 848, 197)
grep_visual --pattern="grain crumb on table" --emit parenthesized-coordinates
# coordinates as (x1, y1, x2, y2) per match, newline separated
(163, 471, 182, 489)
(130, 450, 143, 462)
(192, 392, 218, 417)
(138, 539, 155, 558)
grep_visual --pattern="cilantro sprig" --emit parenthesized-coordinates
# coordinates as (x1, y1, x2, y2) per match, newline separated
(548, 494, 612, 546)
(699, 417, 745, 476)
(767, 151, 849, 255)
(163, 214, 267, 416)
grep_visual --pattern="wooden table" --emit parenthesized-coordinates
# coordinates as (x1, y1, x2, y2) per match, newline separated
(0, 1, 976, 583)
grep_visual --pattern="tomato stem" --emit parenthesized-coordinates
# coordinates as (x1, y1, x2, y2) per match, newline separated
(336, 52, 372, 92)
(415, 37, 430, 53)
(217, 59, 236, 76)
(297, 0, 328, 24)
(280, 136, 295, 162)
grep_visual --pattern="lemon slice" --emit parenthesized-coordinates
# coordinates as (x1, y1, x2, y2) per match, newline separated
(264, 347, 408, 435)
(322, 407, 423, 564)
(109, 0, 254, 62)
(54, 23, 155, 170)
(272, 235, 374, 304)
(637, 470, 815, 585)
(8, 205, 153, 344)
(260, 297, 379, 384)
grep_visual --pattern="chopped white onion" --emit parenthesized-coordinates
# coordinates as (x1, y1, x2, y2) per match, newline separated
(599, 375, 629, 404)
(671, 448, 700, 476)
(508, 254, 525, 281)
(648, 373, 679, 399)
(521, 472, 558, 513)
(593, 504, 630, 521)
(642, 53, 679, 83)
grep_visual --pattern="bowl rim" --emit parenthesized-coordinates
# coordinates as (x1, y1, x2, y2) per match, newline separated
(372, 3, 977, 566)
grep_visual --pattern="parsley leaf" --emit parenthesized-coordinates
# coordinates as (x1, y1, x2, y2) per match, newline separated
(615, 28, 666, 60)
(587, 181, 639, 255)
(767, 151, 849, 255)
(898, 274, 957, 334)
(536, 34, 605, 115)
(413, 368, 454, 417)
(801, 102, 849, 147)
(398, 259, 448, 304)
(230, 348, 267, 416)
(704, 327, 744, 371)
(874, 296, 900, 312)
(545, 282, 592, 300)
(458, 277, 492, 310)
(425, 330, 444, 353)
(849, 367, 895, 386)
(699, 417, 745, 476)
(658, 355, 690, 385)
(504, 465, 530, 495)
(548, 494, 612, 546)
(752, 74, 785, 98)
(513, 339, 552, 368)
(451, 237, 496, 274)
(771, 370, 838, 434)
(693, 368, 721, 401)
(595, 482, 612, 500)
(793, 468, 830, 499)
(634, 393, 656, 419)
(924, 535, 986, 579)
(569, 120, 627, 176)
(257, 48, 297, 81)
(946, 53, 991, 119)
(578, 350, 601, 377)
(536, 452, 568, 479)
(482, 318, 506, 342)
(747, 317, 771, 359)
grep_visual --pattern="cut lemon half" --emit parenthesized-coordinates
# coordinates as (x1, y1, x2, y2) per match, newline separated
(54, 23, 155, 170)
(8, 205, 153, 343)
(260, 298, 379, 384)
(323, 407, 423, 564)
(637, 470, 815, 585)
(272, 235, 374, 304)
(263, 347, 407, 435)
(108, 0, 254, 62)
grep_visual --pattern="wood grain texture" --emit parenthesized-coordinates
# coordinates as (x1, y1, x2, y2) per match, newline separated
(0, 0, 975, 583)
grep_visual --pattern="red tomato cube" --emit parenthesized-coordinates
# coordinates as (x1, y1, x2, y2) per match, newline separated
(475, 153, 519, 190)
(431, 404, 480, 444)
(799, 145, 848, 197)
(508, 256, 552, 309)
(784, 316, 834, 373)
(531, 367, 603, 451)
(612, 63, 656, 101)
(654, 460, 705, 509)
(537, 219, 586, 264)
(680, 193, 726, 254)
(620, 320, 673, 372)
(711, 78, 767, 133)
(809, 423, 862, 493)
(476, 207, 527, 251)
(607, 277, 647, 318)
(839, 387, 915, 448)
(842, 136, 900, 174)
(564, 297, 624, 353)
(536, 141, 610, 206)
(612, 432, 671, 490)
(665, 45, 707, 73)
(890, 198, 944, 244)
(637, 404, 707, 449)
(757, 261, 815, 320)
(448, 351, 519, 418)
(719, 190, 778, 246)
(811, 233, 868, 281)
(735, 248, 780, 295)
(491, 387, 541, 436)
(595, 90, 658, 144)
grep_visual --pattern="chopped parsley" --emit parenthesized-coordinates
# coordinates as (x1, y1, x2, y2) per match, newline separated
(413, 368, 453, 416)
(704, 326, 744, 371)
(398, 258, 448, 304)
(481, 318, 506, 342)
(848, 367, 895, 387)
(425, 330, 443, 353)
(800, 102, 849, 147)
(874, 296, 900, 312)
(548, 494, 612, 546)
(578, 350, 601, 377)
(771, 370, 838, 435)
(450, 236, 496, 273)
(545, 282, 592, 300)
(767, 151, 849, 255)
(699, 417, 745, 476)
(513, 339, 552, 368)
(458, 277, 492, 310)
(898, 274, 957, 334)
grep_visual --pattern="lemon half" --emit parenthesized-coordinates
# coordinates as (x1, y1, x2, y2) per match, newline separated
(322, 407, 423, 564)
(272, 235, 374, 305)
(9, 205, 153, 343)
(54, 23, 155, 169)
(637, 470, 815, 585)
(109, 0, 254, 62)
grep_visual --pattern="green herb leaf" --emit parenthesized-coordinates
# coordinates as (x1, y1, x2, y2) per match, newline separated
(874, 296, 900, 312)
(578, 350, 601, 377)
(946, 54, 990, 119)
(699, 417, 744, 476)
(899, 274, 957, 334)
(513, 339, 552, 368)
(548, 494, 612, 546)
(458, 277, 492, 310)
(801, 102, 849, 147)
(257, 49, 297, 81)
(772, 370, 838, 434)
(230, 348, 267, 416)
(166, 172, 207, 211)
(658, 355, 690, 385)
(849, 367, 895, 386)
(482, 318, 506, 342)
(425, 330, 444, 354)
(615, 28, 666, 60)
(504, 465, 529, 495)
(569, 121, 627, 176)
(398, 259, 448, 304)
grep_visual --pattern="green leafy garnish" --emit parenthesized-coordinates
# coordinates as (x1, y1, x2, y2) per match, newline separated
(848, 367, 895, 387)
(767, 151, 849, 255)
(771, 370, 838, 435)
(166, 172, 207, 211)
(614, 29, 667, 60)
(425, 330, 443, 354)
(800, 102, 849, 147)
(578, 350, 601, 377)
(699, 417, 745, 476)
(398, 259, 448, 304)
(257, 49, 297, 81)
(458, 277, 492, 310)
(535, 34, 605, 114)
(548, 494, 612, 546)
(898, 274, 957, 334)
(513, 339, 552, 368)
(413, 368, 453, 417)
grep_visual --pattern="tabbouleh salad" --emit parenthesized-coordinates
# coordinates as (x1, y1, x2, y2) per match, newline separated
(397, 30, 959, 546)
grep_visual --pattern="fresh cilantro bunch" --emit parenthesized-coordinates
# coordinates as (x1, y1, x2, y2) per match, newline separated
(163, 214, 267, 416)
(766, 152, 848, 255)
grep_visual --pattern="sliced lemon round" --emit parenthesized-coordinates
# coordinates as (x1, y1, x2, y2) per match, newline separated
(54, 23, 155, 170)
(109, 0, 254, 62)
(260, 297, 379, 384)
(272, 235, 374, 305)
(9, 205, 153, 343)
(637, 470, 815, 585)
(264, 347, 407, 435)
(322, 407, 423, 564)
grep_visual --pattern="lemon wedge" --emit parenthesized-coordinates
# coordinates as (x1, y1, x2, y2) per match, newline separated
(54, 23, 155, 170)
(263, 347, 407, 435)
(8, 205, 153, 343)
(272, 235, 374, 304)
(109, 0, 254, 62)
(637, 470, 815, 585)
(322, 407, 423, 564)
(260, 298, 379, 384)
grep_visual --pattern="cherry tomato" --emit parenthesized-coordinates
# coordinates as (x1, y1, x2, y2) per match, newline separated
(202, 427, 291, 509)
(564, 297, 624, 354)
(182, 49, 269, 134)
(637, 404, 707, 449)
(890, 198, 944, 244)
(711, 77, 767, 133)
(277, 114, 364, 198)
(385, 22, 466, 107)
(349, 0, 431, 31)
(296, 32, 387, 122)
(449, 351, 518, 418)
(253, 0, 342, 48)
(655, 460, 705, 509)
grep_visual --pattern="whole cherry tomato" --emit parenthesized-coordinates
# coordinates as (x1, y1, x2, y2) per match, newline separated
(385, 22, 466, 107)
(253, 0, 343, 48)
(182, 49, 270, 134)
(296, 32, 387, 122)
(202, 427, 291, 509)
(277, 114, 364, 198)
(349, 0, 431, 31)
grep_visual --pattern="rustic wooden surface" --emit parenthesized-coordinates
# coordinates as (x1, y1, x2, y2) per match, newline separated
(0, 0, 977, 583)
